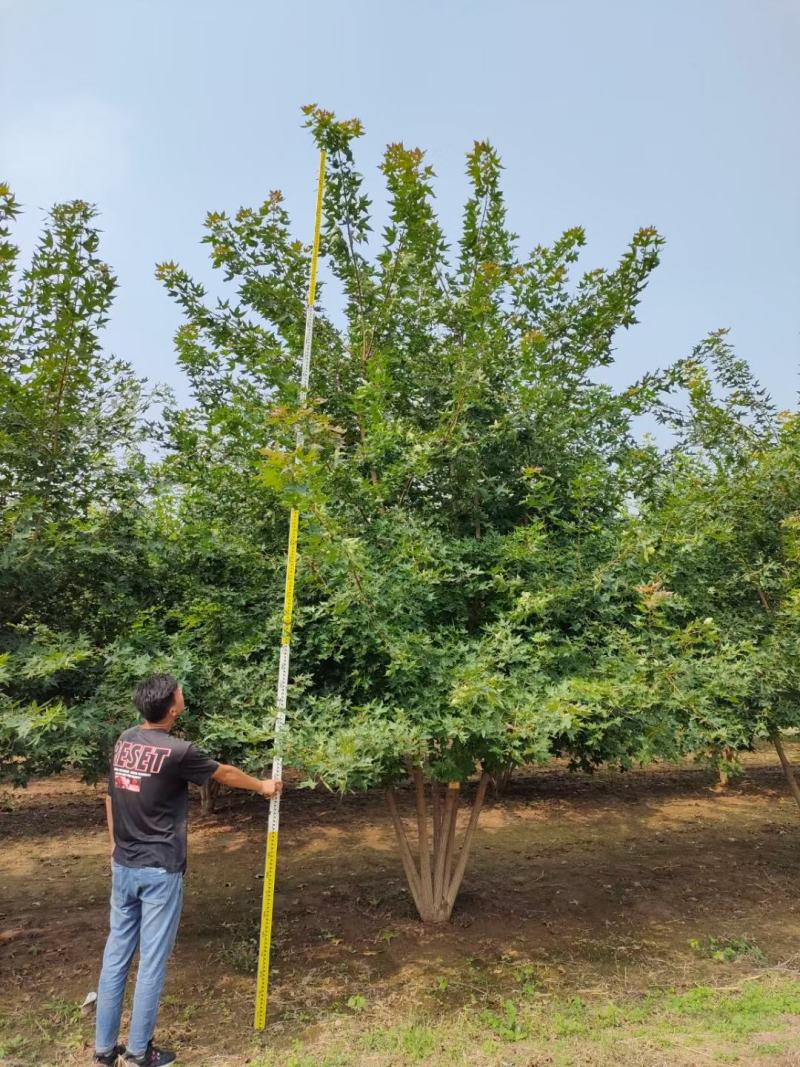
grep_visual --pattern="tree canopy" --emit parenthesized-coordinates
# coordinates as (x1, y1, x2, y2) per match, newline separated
(158, 107, 685, 795)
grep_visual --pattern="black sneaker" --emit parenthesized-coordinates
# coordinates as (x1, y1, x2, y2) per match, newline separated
(93, 1046, 126, 1066)
(124, 1042, 176, 1066)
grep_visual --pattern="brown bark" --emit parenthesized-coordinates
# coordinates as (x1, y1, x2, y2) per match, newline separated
(433, 783, 459, 912)
(385, 774, 489, 924)
(446, 773, 491, 910)
(717, 746, 734, 788)
(199, 778, 221, 815)
(386, 788, 424, 916)
(492, 764, 514, 794)
(413, 768, 434, 916)
(771, 731, 800, 815)
(431, 780, 441, 858)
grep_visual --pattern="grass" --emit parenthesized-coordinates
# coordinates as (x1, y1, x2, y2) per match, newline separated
(249, 976, 800, 1067)
(4, 967, 800, 1067)
(214, 934, 260, 973)
(0, 997, 85, 1067)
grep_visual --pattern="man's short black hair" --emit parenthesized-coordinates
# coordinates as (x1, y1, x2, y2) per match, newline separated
(133, 673, 180, 723)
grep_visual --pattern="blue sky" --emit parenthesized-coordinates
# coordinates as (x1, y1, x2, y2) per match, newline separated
(2, 0, 798, 408)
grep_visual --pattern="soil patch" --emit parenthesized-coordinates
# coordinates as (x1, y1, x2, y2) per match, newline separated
(3, 749, 800, 1065)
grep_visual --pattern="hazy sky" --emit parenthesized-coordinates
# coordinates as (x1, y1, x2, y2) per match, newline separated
(2, 0, 799, 408)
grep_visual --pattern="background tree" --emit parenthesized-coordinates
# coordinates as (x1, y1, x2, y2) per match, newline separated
(0, 181, 302, 798)
(632, 338, 800, 802)
(0, 185, 159, 780)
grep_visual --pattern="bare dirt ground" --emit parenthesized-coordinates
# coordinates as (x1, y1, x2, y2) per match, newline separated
(4, 749, 800, 1066)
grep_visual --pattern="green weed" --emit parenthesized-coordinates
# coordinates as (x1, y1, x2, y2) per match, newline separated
(480, 998, 530, 1042)
(688, 935, 766, 964)
(0, 1033, 27, 1059)
(215, 935, 259, 973)
(361, 1023, 437, 1061)
(513, 963, 539, 996)
(662, 982, 800, 1037)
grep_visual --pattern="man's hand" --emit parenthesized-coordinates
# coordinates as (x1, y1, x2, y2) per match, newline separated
(213, 763, 285, 797)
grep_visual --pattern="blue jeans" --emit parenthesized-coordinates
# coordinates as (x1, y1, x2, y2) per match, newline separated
(96, 862, 184, 1057)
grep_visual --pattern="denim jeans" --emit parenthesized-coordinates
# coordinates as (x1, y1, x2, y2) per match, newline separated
(96, 862, 184, 1057)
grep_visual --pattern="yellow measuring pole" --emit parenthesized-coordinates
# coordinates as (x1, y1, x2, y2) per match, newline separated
(254, 150, 326, 1031)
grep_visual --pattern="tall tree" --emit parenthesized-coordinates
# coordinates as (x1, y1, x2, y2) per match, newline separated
(0, 187, 157, 780)
(160, 108, 683, 921)
(633, 338, 800, 800)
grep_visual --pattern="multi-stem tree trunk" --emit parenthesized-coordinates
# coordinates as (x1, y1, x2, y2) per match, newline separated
(492, 763, 514, 795)
(771, 730, 800, 815)
(386, 769, 491, 923)
(199, 778, 221, 815)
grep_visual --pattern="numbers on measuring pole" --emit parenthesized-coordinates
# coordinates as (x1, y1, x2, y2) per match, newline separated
(254, 150, 326, 1032)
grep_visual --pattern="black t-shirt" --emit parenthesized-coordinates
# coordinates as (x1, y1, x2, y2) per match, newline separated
(107, 726, 219, 873)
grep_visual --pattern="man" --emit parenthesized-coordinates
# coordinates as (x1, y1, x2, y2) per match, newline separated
(93, 673, 282, 1067)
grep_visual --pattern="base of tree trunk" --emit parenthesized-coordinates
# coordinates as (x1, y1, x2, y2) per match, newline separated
(717, 747, 734, 787)
(386, 770, 491, 924)
(199, 778, 221, 815)
(492, 764, 514, 795)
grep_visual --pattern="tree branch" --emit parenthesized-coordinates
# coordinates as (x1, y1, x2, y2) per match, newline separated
(446, 772, 490, 909)
(431, 779, 441, 859)
(386, 788, 424, 915)
(413, 767, 434, 913)
(433, 781, 459, 909)
(771, 731, 800, 815)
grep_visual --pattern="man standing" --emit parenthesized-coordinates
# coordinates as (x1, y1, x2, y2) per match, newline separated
(93, 674, 282, 1066)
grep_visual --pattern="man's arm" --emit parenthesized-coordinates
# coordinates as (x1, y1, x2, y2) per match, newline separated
(104, 795, 114, 854)
(212, 764, 283, 797)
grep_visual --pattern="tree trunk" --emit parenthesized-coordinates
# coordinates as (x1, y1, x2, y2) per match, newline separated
(199, 778, 221, 815)
(492, 764, 514, 795)
(386, 772, 491, 923)
(717, 746, 734, 788)
(771, 730, 800, 815)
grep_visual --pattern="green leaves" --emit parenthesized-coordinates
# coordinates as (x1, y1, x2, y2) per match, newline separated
(0, 197, 154, 519)
(148, 106, 717, 791)
(632, 377, 800, 758)
(4, 109, 793, 798)
(0, 195, 161, 781)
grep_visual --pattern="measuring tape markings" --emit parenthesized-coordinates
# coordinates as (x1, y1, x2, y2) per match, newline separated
(254, 150, 326, 1031)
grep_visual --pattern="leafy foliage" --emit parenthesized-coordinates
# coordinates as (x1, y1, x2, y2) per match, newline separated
(1, 108, 796, 810)
(628, 343, 800, 770)
(158, 108, 692, 790)
(0, 189, 162, 779)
